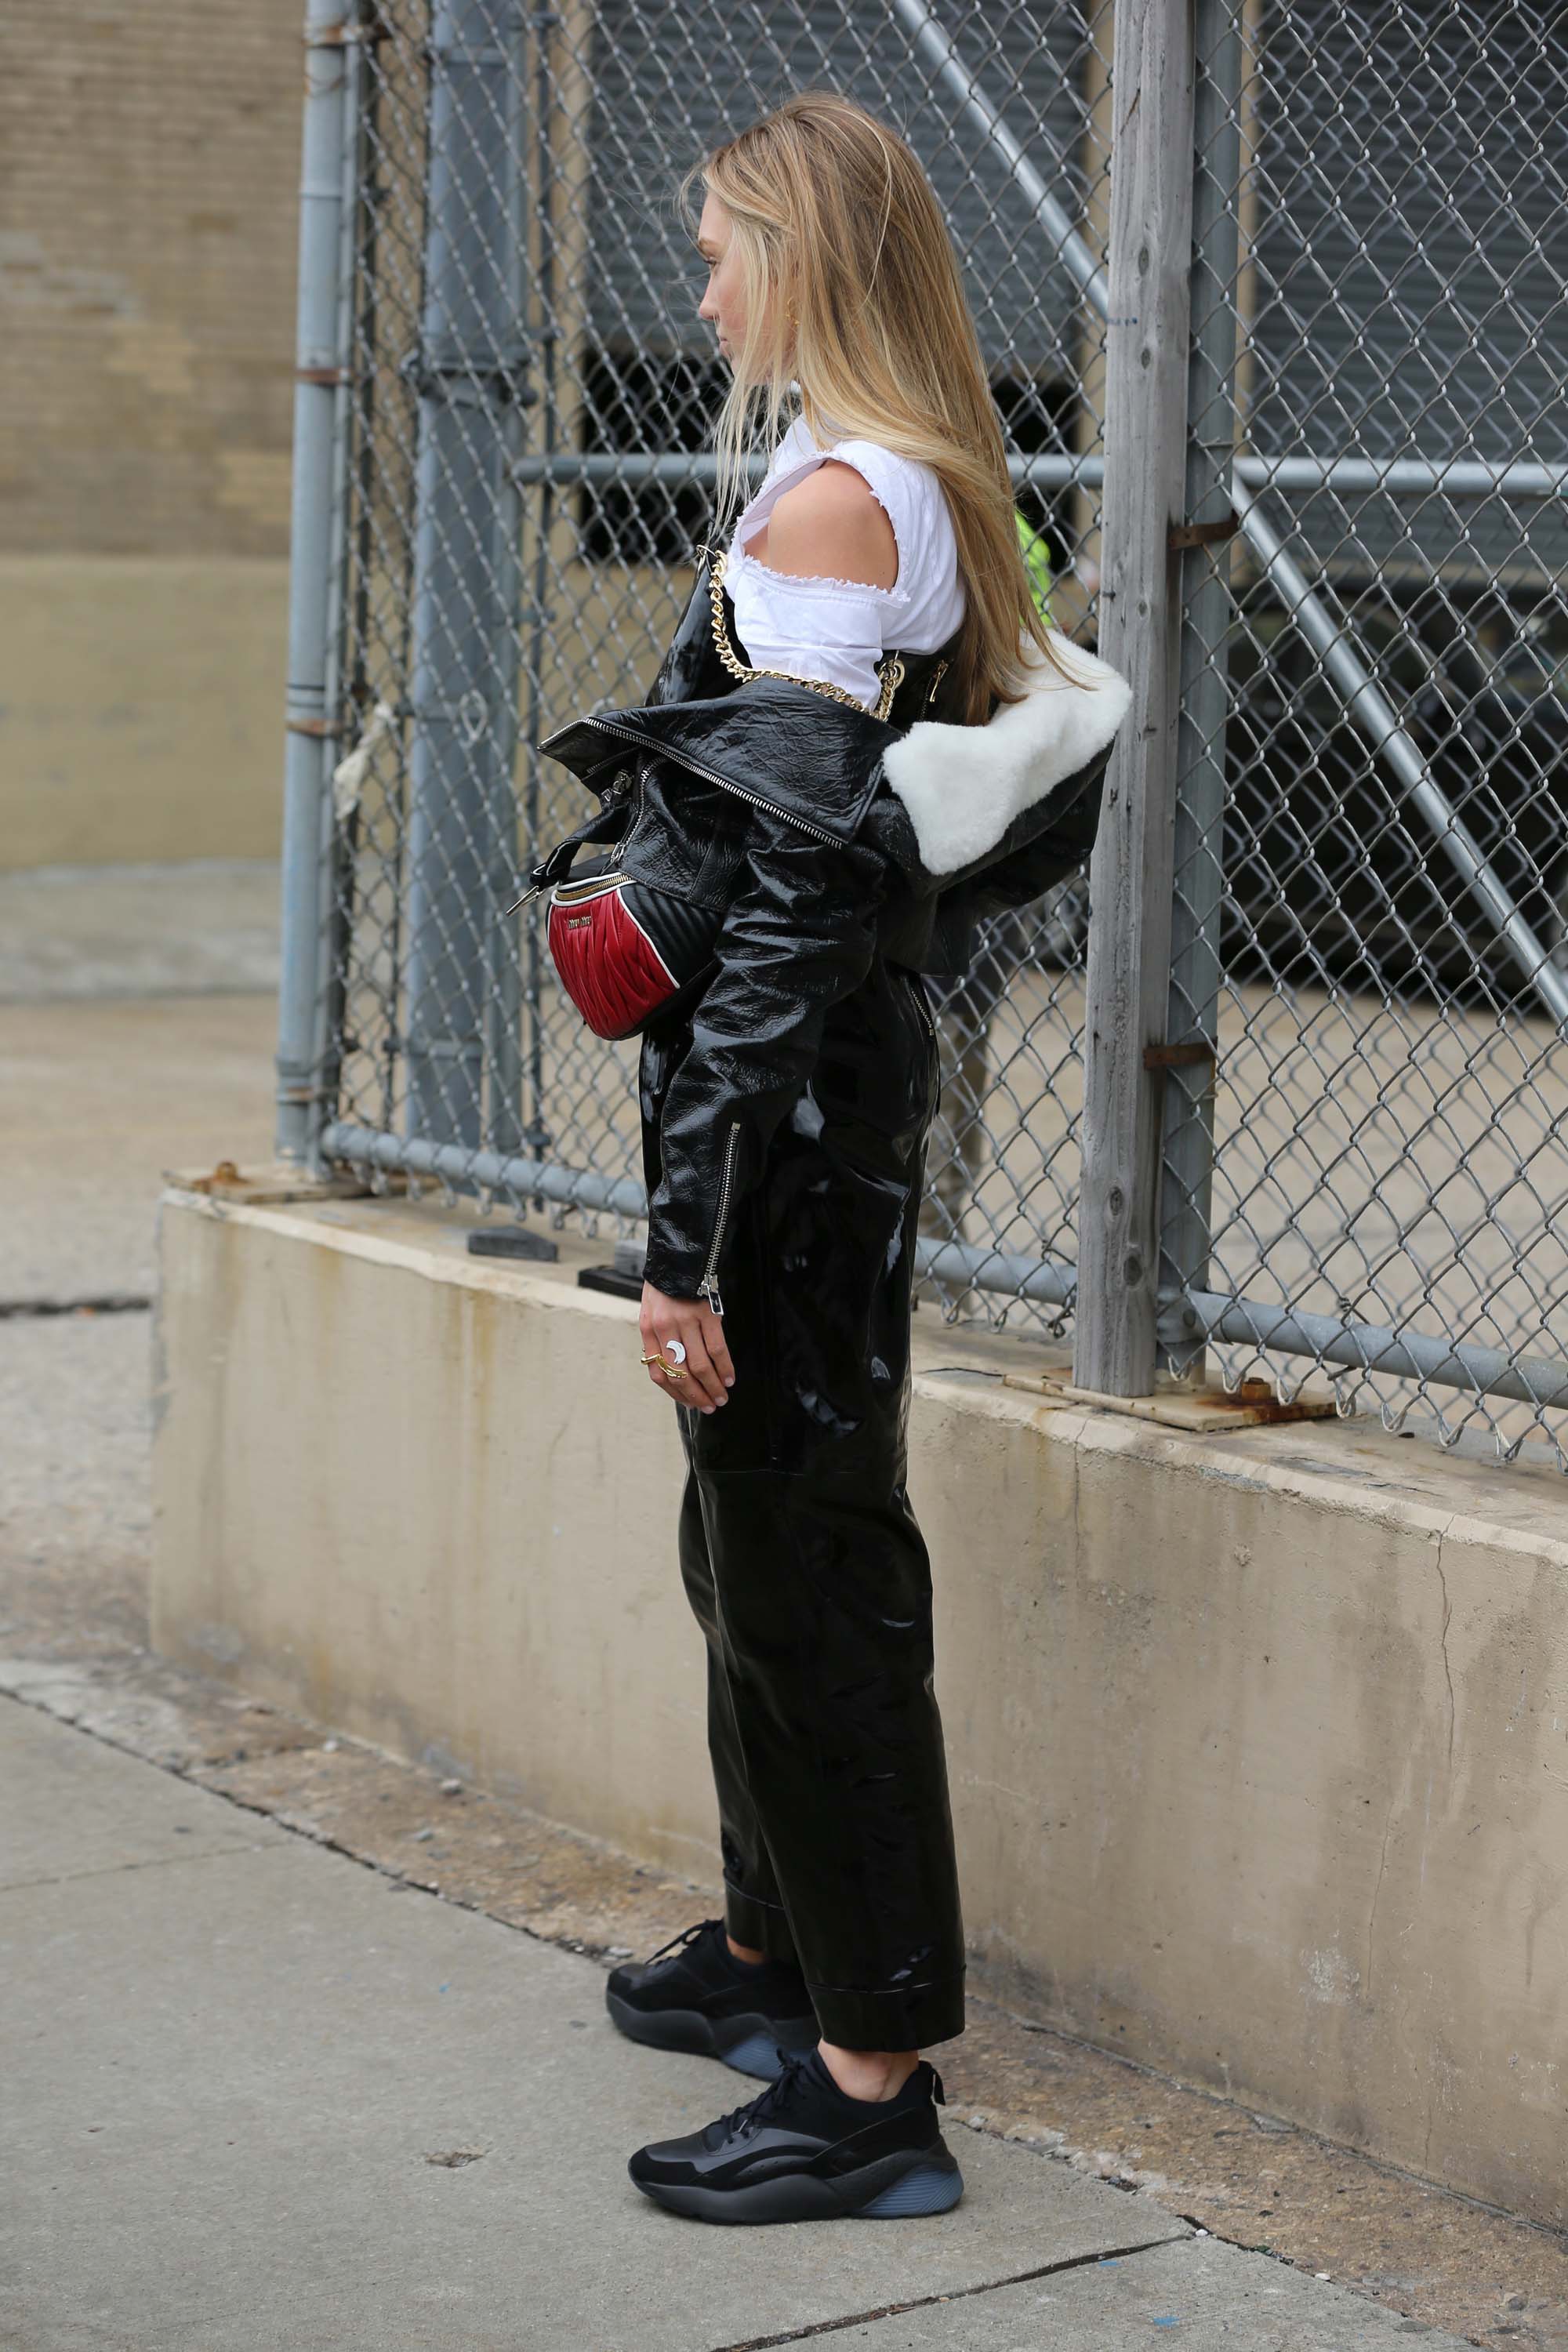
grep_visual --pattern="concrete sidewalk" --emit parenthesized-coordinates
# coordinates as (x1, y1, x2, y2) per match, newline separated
(0, 859, 281, 1306)
(0, 1693, 1468, 2352)
(0, 858, 282, 1007)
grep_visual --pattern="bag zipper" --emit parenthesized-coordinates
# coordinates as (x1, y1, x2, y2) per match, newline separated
(699, 1121, 742, 1319)
(542, 714, 843, 849)
(550, 869, 625, 906)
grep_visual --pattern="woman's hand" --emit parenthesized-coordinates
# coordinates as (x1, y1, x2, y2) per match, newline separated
(640, 1281, 735, 1412)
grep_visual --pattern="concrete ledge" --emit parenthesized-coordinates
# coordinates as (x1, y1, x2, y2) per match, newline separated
(151, 1185, 1568, 2227)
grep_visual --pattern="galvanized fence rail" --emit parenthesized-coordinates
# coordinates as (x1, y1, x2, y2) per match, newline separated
(278, 0, 1568, 1468)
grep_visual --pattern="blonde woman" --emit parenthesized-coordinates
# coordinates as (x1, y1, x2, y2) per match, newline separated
(551, 90, 1130, 2223)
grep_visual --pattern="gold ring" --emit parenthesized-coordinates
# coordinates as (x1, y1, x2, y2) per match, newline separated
(639, 1351, 688, 1379)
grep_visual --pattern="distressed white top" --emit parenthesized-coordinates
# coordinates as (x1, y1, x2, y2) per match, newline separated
(722, 412, 967, 708)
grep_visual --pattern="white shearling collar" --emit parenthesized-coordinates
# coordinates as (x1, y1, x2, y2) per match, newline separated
(883, 635, 1132, 877)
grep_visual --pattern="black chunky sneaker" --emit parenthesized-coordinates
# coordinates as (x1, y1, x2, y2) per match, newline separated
(627, 2045, 964, 2224)
(605, 1918, 819, 2081)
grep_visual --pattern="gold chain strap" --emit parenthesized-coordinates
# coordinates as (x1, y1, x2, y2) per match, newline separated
(705, 544, 907, 722)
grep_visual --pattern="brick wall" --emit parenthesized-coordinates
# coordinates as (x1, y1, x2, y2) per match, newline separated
(0, 2, 302, 557)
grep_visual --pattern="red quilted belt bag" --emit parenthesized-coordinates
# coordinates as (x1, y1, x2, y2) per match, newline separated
(521, 851, 720, 1043)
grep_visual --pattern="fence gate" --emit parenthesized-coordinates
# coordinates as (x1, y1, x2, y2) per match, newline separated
(276, 0, 1568, 1468)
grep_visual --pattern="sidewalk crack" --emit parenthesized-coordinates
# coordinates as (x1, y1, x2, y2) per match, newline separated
(1, 1838, 270, 1895)
(704, 2230, 1187, 2351)
(0, 1294, 151, 1319)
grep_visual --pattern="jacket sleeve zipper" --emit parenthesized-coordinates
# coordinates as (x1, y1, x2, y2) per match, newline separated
(699, 1122, 742, 1319)
(908, 968, 938, 1045)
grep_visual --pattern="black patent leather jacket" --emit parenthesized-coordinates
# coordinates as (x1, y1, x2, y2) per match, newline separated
(535, 552, 1131, 1305)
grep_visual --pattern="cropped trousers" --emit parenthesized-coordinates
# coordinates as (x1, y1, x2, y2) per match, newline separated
(639, 953, 967, 2051)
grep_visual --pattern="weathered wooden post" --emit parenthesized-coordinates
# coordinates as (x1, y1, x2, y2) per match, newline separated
(1073, 0, 1199, 1396)
(1158, 0, 1245, 1381)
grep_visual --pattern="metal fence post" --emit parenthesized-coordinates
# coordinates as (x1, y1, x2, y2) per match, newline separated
(275, 0, 360, 1170)
(1157, 0, 1245, 1378)
(405, 0, 528, 1159)
(1074, 0, 1199, 1396)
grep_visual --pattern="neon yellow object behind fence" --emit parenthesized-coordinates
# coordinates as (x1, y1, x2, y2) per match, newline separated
(1016, 510, 1054, 627)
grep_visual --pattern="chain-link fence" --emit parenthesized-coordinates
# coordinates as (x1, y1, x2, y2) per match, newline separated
(278, 0, 1568, 1468)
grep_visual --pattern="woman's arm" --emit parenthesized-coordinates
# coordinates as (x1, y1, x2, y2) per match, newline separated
(641, 807, 892, 1310)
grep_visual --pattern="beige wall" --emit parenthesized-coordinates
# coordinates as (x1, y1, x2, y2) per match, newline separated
(1, 557, 288, 867)
(0, 1, 299, 869)
(152, 1185, 1568, 2230)
(0, 3, 299, 558)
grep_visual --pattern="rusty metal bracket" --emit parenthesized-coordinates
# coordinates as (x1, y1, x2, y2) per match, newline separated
(1142, 1040, 1217, 1071)
(1002, 1370, 1337, 1431)
(285, 716, 344, 739)
(1168, 508, 1240, 554)
(168, 1160, 387, 1205)
(296, 365, 350, 387)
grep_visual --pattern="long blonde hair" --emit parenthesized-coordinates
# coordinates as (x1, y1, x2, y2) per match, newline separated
(677, 89, 1078, 724)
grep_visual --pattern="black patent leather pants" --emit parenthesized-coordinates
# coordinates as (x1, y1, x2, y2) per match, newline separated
(640, 956, 967, 2051)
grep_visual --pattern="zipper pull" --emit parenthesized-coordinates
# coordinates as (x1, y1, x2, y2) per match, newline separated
(699, 1120, 742, 1319)
(502, 880, 542, 916)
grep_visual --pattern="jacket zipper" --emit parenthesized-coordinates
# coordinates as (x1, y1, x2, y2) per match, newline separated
(606, 761, 642, 870)
(542, 714, 842, 848)
(699, 1122, 742, 1319)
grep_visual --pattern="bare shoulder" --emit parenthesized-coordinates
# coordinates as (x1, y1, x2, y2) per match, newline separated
(761, 458, 899, 590)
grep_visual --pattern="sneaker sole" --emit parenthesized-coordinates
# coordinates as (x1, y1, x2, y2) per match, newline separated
(628, 2143, 964, 2224)
(605, 1991, 818, 2080)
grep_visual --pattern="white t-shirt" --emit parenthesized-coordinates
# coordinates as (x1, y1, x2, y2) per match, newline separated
(722, 412, 967, 708)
